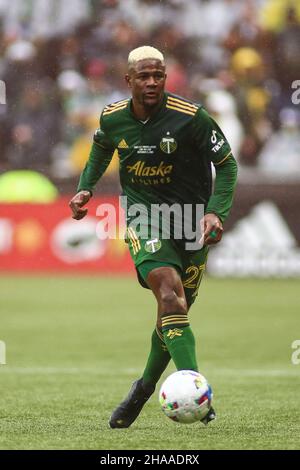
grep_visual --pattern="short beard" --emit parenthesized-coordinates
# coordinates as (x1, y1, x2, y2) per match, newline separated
(142, 95, 161, 109)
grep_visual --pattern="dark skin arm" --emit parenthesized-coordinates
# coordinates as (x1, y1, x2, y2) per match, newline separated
(200, 213, 223, 246)
(69, 190, 91, 220)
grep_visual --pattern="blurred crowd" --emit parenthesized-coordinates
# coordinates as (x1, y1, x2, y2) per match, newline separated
(0, 0, 300, 191)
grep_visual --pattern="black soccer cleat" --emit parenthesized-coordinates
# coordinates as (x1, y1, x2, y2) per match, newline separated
(201, 406, 216, 425)
(109, 378, 155, 428)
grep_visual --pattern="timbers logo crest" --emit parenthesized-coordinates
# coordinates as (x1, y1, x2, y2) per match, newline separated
(160, 132, 177, 154)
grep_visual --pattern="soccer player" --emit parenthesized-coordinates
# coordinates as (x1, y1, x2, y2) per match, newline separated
(69, 46, 238, 428)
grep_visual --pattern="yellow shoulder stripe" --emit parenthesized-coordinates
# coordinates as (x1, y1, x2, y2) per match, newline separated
(103, 104, 127, 116)
(214, 151, 232, 166)
(166, 104, 196, 116)
(108, 99, 129, 108)
(167, 96, 198, 111)
(167, 99, 198, 113)
(103, 99, 129, 113)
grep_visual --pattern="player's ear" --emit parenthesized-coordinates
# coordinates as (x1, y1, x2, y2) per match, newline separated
(125, 74, 132, 89)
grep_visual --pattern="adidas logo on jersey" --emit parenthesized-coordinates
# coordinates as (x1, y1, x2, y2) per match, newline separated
(118, 139, 129, 149)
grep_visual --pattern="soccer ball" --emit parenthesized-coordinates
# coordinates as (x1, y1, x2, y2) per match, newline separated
(159, 370, 213, 424)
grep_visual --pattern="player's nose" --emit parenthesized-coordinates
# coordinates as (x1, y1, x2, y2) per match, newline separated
(146, 76, 157, 87)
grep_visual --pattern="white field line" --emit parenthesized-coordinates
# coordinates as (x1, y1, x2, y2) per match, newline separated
(0, 367, 299, 377)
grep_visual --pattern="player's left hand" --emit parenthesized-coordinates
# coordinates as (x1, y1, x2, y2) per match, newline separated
(200, 213, 223, 246)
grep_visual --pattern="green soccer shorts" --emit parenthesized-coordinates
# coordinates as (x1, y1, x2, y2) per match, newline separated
(126, 227, 209, 308)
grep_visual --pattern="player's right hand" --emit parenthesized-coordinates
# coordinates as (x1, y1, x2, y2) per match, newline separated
(69, 190, 91, 220)
(199, 213, 223, 246)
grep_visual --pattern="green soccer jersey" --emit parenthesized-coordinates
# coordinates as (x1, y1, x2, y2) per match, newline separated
(78, 92, 238, 229)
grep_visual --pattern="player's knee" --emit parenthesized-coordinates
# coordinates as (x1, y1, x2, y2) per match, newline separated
(160, 291, 187, 316)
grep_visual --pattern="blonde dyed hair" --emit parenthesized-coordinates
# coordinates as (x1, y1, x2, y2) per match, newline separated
(128, 46, 165, 67)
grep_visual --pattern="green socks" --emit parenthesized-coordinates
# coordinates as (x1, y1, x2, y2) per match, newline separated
(142, 327, 171, 386)
(161, 313, 198, 372)
(142, 316, 199, 389)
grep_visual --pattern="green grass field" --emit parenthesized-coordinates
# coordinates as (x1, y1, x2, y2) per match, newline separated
(0, 276, 299, 450)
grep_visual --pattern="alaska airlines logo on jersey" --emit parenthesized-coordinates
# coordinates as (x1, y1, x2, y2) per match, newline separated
(118, 139, 129, 149)
(160, 132, 177, 154)
(126, 161, 173, 177)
